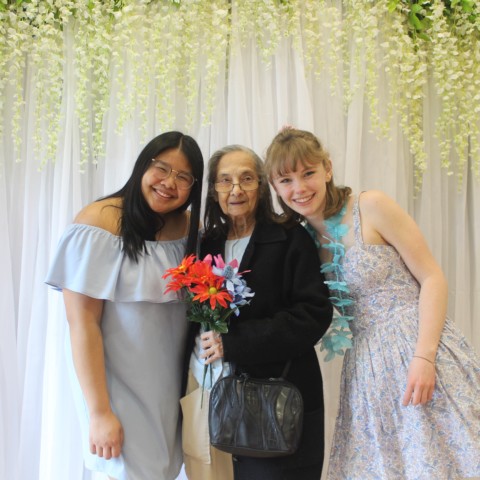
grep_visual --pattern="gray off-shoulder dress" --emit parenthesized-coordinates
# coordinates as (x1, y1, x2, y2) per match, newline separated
(326, 197, 480, 480)
(45, 223, 188, 480)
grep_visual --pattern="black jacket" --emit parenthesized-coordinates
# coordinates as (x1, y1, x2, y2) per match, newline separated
(183, 221, 333, 412)
(184, 224, 332, 480)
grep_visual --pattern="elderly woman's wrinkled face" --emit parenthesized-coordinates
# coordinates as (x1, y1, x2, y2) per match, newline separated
(214, 151, 260, 224)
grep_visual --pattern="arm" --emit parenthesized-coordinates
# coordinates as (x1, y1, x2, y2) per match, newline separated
(63, 289, 124, 458)
(360, 191, 448, 406)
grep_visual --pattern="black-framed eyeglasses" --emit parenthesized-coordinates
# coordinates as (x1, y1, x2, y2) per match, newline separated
(214, 178, 261, 193)
(151, 159, 196, 190)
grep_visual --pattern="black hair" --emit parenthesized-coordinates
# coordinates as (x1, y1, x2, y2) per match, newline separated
(104, 131, 203, 261)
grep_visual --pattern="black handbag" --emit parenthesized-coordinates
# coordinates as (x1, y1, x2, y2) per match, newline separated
(208, 362, 303, 458)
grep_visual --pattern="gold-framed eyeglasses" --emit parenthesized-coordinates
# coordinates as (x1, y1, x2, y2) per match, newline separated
(214, 178, 261, 193)
(151, 159, 196, 190)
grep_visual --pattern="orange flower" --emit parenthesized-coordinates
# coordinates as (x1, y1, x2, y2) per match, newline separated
(163, 253, 254, 403)
(163, 277, 188, 293)
(190, 276, 233, 309)
(163, 254, 197, 293)
(163, 254, 196, 280)
(187, 258, 216, 284)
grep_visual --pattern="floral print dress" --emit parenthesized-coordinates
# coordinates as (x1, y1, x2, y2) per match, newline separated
(326, 197, 480, 480)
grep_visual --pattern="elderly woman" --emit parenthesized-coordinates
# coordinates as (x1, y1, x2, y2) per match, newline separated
(181, 145, 333, 480)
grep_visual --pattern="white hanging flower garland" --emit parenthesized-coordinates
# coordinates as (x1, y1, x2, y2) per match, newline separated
(0, 0, 478, 187)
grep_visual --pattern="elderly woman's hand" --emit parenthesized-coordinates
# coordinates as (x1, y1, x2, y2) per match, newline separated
(200, 330, 224, 364)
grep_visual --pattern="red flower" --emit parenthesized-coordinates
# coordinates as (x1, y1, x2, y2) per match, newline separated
(163, 254, 195, 282)
(163, 254, 254, 404)
(163, 277, 188, 293)
(190, 275, 233, 309)
(187, 258, 216, 284)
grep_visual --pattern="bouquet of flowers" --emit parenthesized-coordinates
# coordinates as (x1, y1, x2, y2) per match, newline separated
(163, 253, 254, 398)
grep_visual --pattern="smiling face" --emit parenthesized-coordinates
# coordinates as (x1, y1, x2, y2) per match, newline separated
(271, 160, 332, 220)
(141, 148, 193, 214)
(215, 151, 260, 226)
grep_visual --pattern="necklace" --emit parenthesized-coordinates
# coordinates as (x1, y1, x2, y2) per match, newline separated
(304, 203, 354, 361)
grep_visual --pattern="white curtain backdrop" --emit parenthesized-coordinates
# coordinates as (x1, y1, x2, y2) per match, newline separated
(2, 15, 479, 480)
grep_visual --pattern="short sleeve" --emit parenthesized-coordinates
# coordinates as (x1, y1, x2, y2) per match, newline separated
(45, 224, 186, 303)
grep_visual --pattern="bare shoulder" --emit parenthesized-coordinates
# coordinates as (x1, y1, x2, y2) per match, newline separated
(73, 197, 123, 235)
(358, 190, 407, 220)
(357, 190, 409, 245)
(359, 190, 420, 246)
(359, 190, 395, 210)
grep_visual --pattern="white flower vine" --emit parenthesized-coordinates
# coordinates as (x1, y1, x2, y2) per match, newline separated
(0, 0, 478, 186)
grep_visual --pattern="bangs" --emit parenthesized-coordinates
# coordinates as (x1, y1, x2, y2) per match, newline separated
(268, 138, 321, 177)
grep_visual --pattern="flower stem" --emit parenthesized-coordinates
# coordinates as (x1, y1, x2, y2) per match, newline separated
(200, 362, 210, 409)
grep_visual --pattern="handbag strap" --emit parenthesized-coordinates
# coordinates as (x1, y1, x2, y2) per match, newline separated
(229, 360, 292, 379)
(280, 360, 292, 378)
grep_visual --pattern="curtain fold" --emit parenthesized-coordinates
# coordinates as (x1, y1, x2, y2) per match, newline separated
(2, 12, 479, 480)
(0, 142, 19, 480)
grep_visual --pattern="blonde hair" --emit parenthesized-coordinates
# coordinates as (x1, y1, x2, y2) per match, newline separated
(265, 128, 351, 220)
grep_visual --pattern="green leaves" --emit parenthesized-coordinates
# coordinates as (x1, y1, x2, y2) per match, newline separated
(397, 0, 479, 40)
(187, 301, 232, 334)
(385, 0, 479, 46)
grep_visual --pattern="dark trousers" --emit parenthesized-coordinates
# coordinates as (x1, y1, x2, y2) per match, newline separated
(232, 407, 325, 480)
(233, 456, 323, 480)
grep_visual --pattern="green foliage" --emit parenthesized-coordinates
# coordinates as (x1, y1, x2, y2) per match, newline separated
(388, 0, 479, 42)
(187, 298, 232, 334)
